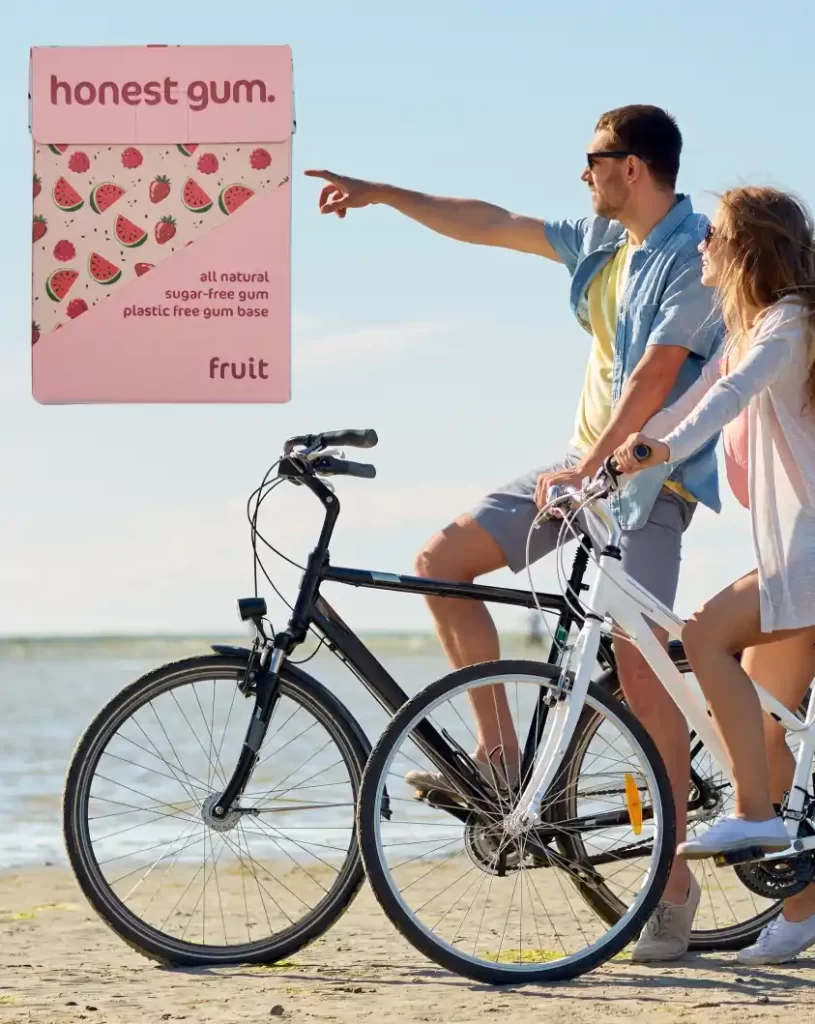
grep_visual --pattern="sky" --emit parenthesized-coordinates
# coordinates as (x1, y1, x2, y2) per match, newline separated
(1, 0, 813, 636)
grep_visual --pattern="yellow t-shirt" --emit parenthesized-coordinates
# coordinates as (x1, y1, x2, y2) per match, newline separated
(570, 243, 695, 503)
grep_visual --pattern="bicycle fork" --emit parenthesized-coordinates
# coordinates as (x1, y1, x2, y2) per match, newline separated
(210, 640, 286, 821)
(506, 614, 604, 833)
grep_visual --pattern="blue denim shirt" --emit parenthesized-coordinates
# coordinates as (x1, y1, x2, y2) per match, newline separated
(544, 194, 723, 530)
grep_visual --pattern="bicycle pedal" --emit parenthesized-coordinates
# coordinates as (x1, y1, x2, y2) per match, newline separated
(713, 845, 768, 867)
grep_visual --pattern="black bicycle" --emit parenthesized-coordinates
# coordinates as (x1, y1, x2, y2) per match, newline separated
(63, 428, 786, 971)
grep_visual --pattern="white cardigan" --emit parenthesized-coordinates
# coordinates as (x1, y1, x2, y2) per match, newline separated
(644, 299, 815, 633)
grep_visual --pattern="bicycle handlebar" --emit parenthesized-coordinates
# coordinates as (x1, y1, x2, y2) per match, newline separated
(283, 428, 378, 455)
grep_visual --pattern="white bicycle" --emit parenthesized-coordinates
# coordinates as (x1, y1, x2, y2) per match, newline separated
(357, 451, 815, 984)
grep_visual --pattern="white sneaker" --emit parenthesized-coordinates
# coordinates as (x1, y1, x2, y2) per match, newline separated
(630, 874, 701, 962)
(738, 912, 815, 965)
(677, 815, 789, 860)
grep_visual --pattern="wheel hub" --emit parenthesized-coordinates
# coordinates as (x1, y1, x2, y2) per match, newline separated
(201, 793, 242, 833)
(464, 814, 522, 874)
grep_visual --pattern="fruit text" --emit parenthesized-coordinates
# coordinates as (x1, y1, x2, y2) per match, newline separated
(210, 357, 270, 380)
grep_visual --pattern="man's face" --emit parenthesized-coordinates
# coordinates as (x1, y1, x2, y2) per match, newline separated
(581, 130, 631, 219)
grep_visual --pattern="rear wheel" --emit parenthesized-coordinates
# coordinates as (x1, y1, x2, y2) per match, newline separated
(64, 654, 368, 965)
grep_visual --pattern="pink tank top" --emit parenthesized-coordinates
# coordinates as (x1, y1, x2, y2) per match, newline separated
(721, 350, 750, 508)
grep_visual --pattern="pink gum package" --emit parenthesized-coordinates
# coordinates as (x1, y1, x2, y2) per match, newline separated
(30, 45, 294, 403)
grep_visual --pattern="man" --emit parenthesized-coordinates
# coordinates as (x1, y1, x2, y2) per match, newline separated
(306, 104, 722, 961)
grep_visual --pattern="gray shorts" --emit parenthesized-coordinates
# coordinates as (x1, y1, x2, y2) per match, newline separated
(471, 453, 695, 609)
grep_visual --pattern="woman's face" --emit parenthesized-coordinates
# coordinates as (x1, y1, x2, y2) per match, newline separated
(699, 211, 727, 288)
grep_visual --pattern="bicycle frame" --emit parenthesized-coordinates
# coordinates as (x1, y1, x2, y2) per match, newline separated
(210, 456, 616, 819)
(513, 496, 815, 860)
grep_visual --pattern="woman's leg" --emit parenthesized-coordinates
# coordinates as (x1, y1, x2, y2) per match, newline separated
(742, 634, 815, 921)
(681, 569, 812, 822)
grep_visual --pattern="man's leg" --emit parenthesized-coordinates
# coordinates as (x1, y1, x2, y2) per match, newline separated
(415, 515, 518, 765)
(615, 488, 697, 960)
(413, 465, 565, 774)
(615, 637, 690, 903)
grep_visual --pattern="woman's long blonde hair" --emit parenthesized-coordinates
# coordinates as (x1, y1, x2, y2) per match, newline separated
(715, 186, 815, 399)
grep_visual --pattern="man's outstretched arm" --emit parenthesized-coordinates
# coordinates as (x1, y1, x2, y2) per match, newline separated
(304, 169, 562, 260)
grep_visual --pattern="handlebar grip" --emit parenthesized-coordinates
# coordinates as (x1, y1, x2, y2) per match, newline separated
(283, 428, 378, 455)
(319, 428, 378, 450)
(633, 443, 652, 462)
(313, 456, 377, 479)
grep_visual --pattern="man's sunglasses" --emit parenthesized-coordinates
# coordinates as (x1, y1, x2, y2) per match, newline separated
(586, 150, 641, 171)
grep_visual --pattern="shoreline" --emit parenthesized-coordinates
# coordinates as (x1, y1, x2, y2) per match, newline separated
(1, 866, 810, 1024)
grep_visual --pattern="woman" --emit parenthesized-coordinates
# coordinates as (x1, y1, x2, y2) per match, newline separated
(614, 185, 815, 965)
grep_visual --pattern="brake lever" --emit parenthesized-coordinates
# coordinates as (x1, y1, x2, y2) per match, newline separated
(601, 456, 621, 488)
(540, 484, 580, 522)
(308, 447, 344, 461)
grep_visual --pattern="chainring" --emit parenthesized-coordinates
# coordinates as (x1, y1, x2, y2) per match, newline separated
(734, 821, 815, 899)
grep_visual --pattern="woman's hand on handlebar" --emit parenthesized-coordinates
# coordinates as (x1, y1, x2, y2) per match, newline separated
(613, 433, 670, 473)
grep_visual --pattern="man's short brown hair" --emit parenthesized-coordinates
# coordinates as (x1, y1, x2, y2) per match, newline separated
(595, 105, 682, 190)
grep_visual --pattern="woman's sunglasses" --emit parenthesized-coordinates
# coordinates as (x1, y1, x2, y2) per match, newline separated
(703, 223, 717, 248)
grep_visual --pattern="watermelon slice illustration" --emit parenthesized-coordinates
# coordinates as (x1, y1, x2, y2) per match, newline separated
(89, 252, 122, 285)
(48, 144, 69, 155)
(115, 214, 148, 248)
(219, 184, 255, 216)
(90, 182, 126, 215)
(52, 177, 84, 212)
(182, 178, 213, 213)
(46, 269, 79, 302)
(177, 144, 199, 157)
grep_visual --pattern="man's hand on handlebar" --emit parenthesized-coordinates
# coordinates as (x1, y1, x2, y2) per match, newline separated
(534, 466, 588, 511)
(613, 433, 670, 473)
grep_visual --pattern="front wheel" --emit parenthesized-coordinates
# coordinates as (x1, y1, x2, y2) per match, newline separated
(357, 660, 675, 985)
(64, 654, 369, 966)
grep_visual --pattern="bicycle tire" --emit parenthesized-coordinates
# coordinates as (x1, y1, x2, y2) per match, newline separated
(570, 669, 782, 950)
(63, 653, 369, 966)
(357, 660, 676, 985)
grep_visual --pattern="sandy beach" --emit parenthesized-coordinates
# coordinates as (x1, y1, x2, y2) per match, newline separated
(2, 866, 814, 1024)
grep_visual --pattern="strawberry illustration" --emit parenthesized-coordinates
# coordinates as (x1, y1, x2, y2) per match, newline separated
(33, 174, 42, 199)
(68, 151, 91, 173)
(122, 147, 143, 169)
(33, 215, 47, 242)
(155, 216, 176, 245)
(32, 322, 40, 345)
(149, 175, 171, 203)
(250, 148, 272, 170)
(66, 298, 88, 319)
(134, 262, 154, 276)
(53, 239, 76, 263)
(197, 152, 219, 175)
